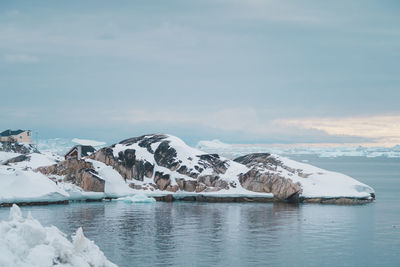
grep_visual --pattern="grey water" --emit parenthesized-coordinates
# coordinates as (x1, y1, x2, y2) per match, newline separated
(1, 156, 400, 266)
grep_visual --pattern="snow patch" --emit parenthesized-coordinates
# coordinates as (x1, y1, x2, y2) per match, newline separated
(276, 155, 375, 198)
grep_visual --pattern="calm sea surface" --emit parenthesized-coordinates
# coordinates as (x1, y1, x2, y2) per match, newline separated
(1, 156, 399, 267)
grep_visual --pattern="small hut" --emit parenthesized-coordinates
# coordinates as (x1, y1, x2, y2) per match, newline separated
(65, 145, 95, 160)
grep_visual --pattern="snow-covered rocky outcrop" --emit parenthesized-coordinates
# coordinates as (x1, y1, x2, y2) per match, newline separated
(0, 134, 375, 205)
(0, 149, 105, 205)
(0, 141, 38, 155)
(0, 204, 116, 267)
(234, 153, 375, 203)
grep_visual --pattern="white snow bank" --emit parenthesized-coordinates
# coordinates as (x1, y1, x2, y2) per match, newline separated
(87, 159, 134, 198)
(10, 152, 60, 169)
(57, 183, 105, 201)
(0, 204, 116, 267)
(0, 168, 69, 204)
(0, 151, 21, 163)
(276, 155, 375, 199)
(72, 138, 106, 147)
(114, 194, 156, 203)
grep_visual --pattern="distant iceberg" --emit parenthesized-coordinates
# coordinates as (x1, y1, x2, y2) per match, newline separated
(72, 138, 106, 147)
(196, 140, 400, 158)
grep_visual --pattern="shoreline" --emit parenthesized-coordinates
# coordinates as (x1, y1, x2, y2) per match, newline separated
(0, 194, 374, 207)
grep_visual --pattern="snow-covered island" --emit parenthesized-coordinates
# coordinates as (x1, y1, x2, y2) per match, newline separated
(0, 134, 375, 206)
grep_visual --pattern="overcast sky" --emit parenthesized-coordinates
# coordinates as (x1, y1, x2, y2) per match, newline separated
(1, 0, 399, 145)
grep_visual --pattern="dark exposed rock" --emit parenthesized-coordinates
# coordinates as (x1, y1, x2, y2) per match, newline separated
(138, 134, 167, 153)
(0, 141, 38, 154)
(133, 160, 144, 181)
(154, 141, 179, 170)
(118, 149, 136, 169)
(177, 165, 199, 178)
(234, 153, 273, 165)
(144, 161, 154, 178)
(197, 154, 228, 174)
(119, 134, 167, 153)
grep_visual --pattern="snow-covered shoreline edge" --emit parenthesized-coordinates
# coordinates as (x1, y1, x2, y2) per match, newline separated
(0, 190, 374, 207)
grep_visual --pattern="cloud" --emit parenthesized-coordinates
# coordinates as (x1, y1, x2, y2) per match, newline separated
(218, 0, 326, 24)
(277, 115, 400, 146)
(109, 108, 275, 135)
(1, 105, 394, 144)
(4, 54, 39, 63)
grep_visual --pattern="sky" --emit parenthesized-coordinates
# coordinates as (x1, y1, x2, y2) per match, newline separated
(1, 0, 399, 146)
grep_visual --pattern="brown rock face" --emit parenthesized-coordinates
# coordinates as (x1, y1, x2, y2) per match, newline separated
(36, 159, 105, 192)
(76, 169, 105, 192)
(234, 153, 302, 201)
(154, 171, 171, 190)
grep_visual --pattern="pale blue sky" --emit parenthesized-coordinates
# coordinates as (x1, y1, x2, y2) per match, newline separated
(1, 0, 399, 145)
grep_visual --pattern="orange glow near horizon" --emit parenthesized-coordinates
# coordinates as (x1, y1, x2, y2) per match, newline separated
(275, 115, 400, 147)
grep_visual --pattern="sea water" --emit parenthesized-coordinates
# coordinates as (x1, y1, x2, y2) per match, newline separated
(0, 156, 399, 266)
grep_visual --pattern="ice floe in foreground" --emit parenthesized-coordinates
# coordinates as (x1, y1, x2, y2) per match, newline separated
(114, 194, 156, 203)
(0, 204, 116, 267)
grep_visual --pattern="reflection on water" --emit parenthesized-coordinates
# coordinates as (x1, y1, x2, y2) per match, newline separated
(0, 156, 399, 266)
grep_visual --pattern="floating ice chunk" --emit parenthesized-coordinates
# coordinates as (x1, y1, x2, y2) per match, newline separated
(0, 204, 117, 267)
(115, 194, 156, 203)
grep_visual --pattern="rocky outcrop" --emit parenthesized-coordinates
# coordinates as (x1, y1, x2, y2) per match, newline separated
(0, 141, 38, 154)
(234, 153, 302, 201)
(37, 159, 105, 192)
